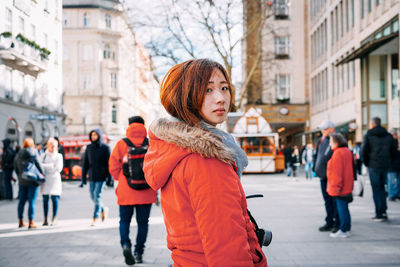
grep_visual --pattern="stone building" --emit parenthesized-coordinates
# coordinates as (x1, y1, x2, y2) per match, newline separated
(308, 0, 399, 144)
(62, 0, 161, 142)
(0, 0, 64, 146)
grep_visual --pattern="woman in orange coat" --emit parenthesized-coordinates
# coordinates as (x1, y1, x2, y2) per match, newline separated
(327, 133, 354, 238)
(143, 59, 268, 267)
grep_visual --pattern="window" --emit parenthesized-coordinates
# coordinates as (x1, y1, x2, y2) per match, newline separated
(82, 74, 91, 90)
(4, 68, 12, 99)
(335, 7, 339, 42)
(352, 61, 356, 86)
(19, 16, 25, 34)
(83, 44, 92, 60)
(368, 0, 372, 12)
(276, 74, 290, 101)
(103, 44, 111, 59)
(83, 12, 89, 27)
(351, 0, 354, 27)
(112, 104, 117, 123)
(63, 18, 68, 26)
(274, 0, 289, 19)
(105, 14, 111, 29)
(340, 1, 344, 37)
(111, 72, 117, 89)
(376, 0, 380, 5)
(43, 33, 48, 46)
(5, 8, 12, 32)
(361, 0, 365, 19)
(345, 0, 349, 32)
(274, 37, 290, 58)
(330, 11, 334, 46)
(54, 40, 58, 63)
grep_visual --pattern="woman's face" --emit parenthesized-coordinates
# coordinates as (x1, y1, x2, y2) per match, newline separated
(329, 138, 338, 150)
(47, 142, 55, 153)
(200, 69, 231, 126)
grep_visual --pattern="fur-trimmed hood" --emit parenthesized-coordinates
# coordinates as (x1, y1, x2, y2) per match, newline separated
(143, 118, 235, 190)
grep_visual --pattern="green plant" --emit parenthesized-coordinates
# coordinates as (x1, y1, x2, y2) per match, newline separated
(1, 32, 12, 38)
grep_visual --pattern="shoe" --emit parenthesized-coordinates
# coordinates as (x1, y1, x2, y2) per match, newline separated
(388, 197, 396, 202)
(91, 218, 99, 226)
(101, 207, 109, 222)
(122, 246, 135, 265)
(79, 184, 84, 188)
(345, 231, 352, 237)
(330, 230, 347, 238)
(18, 219, 26, 228)
(372, 215, 388, 222)
(51, 217, 57, 226)
(318, 224, 333, 232)
(28, 220, 37, 229)
(134, 253, 143, 264)
(331, 227, 339, 233)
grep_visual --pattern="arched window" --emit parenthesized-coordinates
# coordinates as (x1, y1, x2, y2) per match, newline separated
(24, 122, 35, 141)
(112, 104, 117, 123)
(103, 44, 110, 59)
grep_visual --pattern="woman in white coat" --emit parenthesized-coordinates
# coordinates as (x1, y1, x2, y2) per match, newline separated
(40, 138, 63, 226)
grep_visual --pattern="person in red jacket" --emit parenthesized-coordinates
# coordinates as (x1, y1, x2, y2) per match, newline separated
(143, 59, 268, 267)
(109, 116, 157, 265)
(327, 133, 354, 238)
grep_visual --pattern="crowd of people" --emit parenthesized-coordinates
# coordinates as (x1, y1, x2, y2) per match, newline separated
(1, 58, 400, 266)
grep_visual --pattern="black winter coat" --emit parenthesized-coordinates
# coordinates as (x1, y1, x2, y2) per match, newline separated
(389, 139, 400, 172)
(361, 126, 397, 170)
(2, 139, 15, 170)
(81, 129, 111, 182)
(313, 136, 333, 180)
(14, 147, 44, 186)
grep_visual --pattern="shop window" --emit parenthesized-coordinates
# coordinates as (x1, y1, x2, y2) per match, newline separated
(239, 137, 275, 155)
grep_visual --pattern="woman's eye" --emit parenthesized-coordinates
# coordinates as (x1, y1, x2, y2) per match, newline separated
(222, 86, 229, 91)
(206, 88, 212, 92)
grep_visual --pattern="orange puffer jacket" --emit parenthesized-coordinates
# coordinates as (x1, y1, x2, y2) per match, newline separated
(109, 122, 157, 206)
(327, 147, 354, 197)
(143, 119, 268, 267)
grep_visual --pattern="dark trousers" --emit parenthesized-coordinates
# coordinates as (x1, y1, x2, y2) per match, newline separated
(2, 169, 13, 199)
(119, 204, 152, 255)
(335, 198, 351, 232)
(368, 168, 388, 217)
(43, 195, 60, 218)
(320, 179, 339, 227)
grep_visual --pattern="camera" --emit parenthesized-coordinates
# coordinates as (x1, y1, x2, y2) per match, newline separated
(255, 228, 272, 247)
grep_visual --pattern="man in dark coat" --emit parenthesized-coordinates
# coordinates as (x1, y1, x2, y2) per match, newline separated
(282, 145, 293, 176)
(313, 120, 339, 232)
(2, 138, 16, 200)
(81, 129, 111, 226)
(362, 117, 397, 221)
(387, 129, 400, 201)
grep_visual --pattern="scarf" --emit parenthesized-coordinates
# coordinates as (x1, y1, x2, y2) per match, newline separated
(200, 121, 248, 178)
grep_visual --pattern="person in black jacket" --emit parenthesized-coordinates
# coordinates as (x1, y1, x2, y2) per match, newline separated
(81, 129, 111, 226)
(387, 129, 400, 201)
(361, 117, 397, 221)
(2, 138, 16, 200)
(313, 120, 339, 232)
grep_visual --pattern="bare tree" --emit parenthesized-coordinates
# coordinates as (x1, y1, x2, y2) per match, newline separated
(125, 0, 275, 109)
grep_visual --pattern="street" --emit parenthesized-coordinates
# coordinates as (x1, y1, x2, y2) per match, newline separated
(1, 172, 400, 267)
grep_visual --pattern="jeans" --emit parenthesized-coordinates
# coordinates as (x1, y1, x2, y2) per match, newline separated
(304, 162, 313, 179)
(335, 198, 351, 232)
(119, 204, 152, 255)
(89, 181, 105, 218)
(368, 168, 388, 216)
(17, 185, 39, 220)
(2, 169, 13, 199)
(320, 179, 339, 227)
(387, 172, 400, 199)
(43, 195, 60, 218)
(286, 163, 292, 177)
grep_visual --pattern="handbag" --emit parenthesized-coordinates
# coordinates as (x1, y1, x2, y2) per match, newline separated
(21, 161, 45, 185)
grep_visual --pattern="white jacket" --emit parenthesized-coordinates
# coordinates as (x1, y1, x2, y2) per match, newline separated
(40, 151, 63, 196)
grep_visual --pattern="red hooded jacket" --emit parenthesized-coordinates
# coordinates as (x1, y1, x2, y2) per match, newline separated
(327, 147, 354, 197)
(109, 122, 157, 205)
(143, 119, 267, 267)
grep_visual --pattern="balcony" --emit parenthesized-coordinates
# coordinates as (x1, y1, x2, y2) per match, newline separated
(0, 32, 50, 75)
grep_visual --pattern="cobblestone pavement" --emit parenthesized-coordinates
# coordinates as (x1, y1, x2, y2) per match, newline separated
(0, 172, 400, 267)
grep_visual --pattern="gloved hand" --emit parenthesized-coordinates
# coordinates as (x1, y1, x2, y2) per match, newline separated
(106, 176, 114, 187)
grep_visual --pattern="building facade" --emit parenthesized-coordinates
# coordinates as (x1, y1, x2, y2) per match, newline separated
(62, 0, 161, 142)
(243, 0, 309, 145)
(308, 0, 399, 144)
(0, 0, 64, 146)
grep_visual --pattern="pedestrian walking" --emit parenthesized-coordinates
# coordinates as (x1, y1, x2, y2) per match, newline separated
(353, 142, 362, 175)
(109, 116, 157, 265)
(14, 138, 44, 229)
(283, 144, 293, 177)
(387, 129, 400, 202)
(361, 117, 397, 221)
(143, 59, 268, 267)
(81, 129, 111, 226)
(327, 133, 354, 238)
(302, 143, 314, 179)
(2, 138, 16, 200)
(313, 119, 340, 232)
(40, 138, 63, 226)
(291, 146, 301, 178)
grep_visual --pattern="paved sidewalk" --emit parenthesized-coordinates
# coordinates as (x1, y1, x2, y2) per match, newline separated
(0, 173, 400, 267)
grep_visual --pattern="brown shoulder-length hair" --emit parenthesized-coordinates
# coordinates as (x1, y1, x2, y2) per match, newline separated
(160, 59, 233, 126)
(23, 137, 35, 148)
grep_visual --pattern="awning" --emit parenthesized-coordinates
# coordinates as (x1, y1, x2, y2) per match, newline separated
(336, 32, 398, 66)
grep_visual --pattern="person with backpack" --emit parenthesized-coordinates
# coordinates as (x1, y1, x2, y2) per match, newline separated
(2, 138, 16, 200)
(109, 116, 157, 265)
(81, 129, 111, 226)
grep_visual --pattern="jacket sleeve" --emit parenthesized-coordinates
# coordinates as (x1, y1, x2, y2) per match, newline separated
(330, 153, 344, 194)
(105, 144, 111, 178)
(185, 156, 255, 267)
(81, 149, 89, 182)
(312, 139, 320, 171)
(109, 141, 123, 181)
(361, 135, 369, 166)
